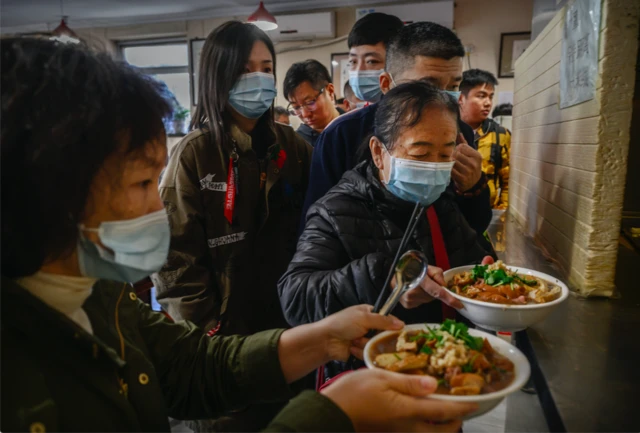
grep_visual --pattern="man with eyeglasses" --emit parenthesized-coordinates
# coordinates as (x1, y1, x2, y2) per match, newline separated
(283, 60, 341, 147)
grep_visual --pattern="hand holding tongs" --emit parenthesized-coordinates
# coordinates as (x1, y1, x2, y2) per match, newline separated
(377, 250, 428, 316)
(345, 202, 427, 369)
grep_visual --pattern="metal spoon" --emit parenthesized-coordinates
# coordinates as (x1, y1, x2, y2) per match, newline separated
(378, 250, 428, 316)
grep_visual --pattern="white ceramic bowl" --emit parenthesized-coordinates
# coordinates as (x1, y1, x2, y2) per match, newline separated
(364, 324, 531, 420)
(443, 265, 570, 332)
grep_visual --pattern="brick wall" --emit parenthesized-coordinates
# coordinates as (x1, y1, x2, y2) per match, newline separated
(510, 0, 639, 295)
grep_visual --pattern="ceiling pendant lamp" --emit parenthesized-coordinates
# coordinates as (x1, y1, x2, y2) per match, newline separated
(247, 1, 278, 31)
(51, 17, 80, 44)
(51, 0, 80, 44)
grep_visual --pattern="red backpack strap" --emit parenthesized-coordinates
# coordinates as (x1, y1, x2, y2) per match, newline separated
(317, 368, 366, 392)
(426, 207, 456, 320)
(316, 365, 325, 391)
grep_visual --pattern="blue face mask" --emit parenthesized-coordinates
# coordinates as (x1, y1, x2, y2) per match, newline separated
(228, 72, 277, 119)
(349, 69, 383, 102)
(445, 90, 461, 101)
(77, 209, 170, 283)
(382, 146, 455, 206)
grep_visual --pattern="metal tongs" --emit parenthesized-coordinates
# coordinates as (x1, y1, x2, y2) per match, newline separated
(373, 202, 427, 315)
(346, 202, 428, 368)
(378, 250, 428, 316)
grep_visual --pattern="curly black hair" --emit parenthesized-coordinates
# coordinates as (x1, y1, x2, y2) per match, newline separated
(1, 37, 172, 277)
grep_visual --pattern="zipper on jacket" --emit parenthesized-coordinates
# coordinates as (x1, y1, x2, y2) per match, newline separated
(115, 284, 128, 398)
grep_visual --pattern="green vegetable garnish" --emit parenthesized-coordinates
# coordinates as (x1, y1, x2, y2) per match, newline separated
(465, 336, 485, 351)
(437, 378, 446, 386)
(514, 275, 538, 286)
(461, 354, 479, 373)
(393, 353, 402, 360)
(510, 282, 515, 291)
(485, 268, 514, 286)
(471, 264, 488, 280)
(420, 345, 433, 355)
(461, 285, 470, 292)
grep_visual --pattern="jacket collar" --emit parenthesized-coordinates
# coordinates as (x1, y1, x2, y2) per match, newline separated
(335, 162, 429, 236)
(2, 275, 127, 369)
(475, 118, 495, 140)
(296, 123, 318, 138)
(229, 116, 277, 154)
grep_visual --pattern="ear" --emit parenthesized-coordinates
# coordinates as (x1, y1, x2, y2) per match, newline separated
(458, 92, 465, 105)
(326, 83, 336, 100)
(369, 136, 385, 171)
(343, 99, 352, 111)
(380, 72, 393, 95)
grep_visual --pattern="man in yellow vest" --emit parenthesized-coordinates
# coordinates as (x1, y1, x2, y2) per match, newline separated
(459, 69, 511, 209)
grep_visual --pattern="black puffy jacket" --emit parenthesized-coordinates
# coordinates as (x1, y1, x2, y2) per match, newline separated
(278, 161, 495, 327)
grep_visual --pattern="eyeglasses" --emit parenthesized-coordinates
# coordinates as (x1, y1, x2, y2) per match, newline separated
(287, 87, 325, 116)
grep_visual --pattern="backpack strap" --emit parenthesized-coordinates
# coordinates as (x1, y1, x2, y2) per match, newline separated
(489, 120, 503, 184)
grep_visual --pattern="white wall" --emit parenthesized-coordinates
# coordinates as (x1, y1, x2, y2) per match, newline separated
(75, 0, 534, 126)
(455, 0, 534, 93)
(510, 0, 639, 296)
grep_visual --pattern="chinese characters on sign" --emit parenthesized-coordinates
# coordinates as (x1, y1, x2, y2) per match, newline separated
(560, 0, 601, 108)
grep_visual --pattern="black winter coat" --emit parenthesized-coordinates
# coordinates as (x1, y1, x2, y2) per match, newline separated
(278, 162, 495, 327)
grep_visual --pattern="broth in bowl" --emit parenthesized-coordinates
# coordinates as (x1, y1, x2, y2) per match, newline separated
(368, 320, 514, 396)
(447, 261, 562, 305)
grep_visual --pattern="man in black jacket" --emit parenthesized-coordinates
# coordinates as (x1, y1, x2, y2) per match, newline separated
(302, 21, 492, 237)
(283, 60, 341, 147)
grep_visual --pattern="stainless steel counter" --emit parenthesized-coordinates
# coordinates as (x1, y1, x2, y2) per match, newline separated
(488, 211, 640, 432)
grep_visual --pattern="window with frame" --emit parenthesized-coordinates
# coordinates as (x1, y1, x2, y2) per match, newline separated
(120, 39, 191, 125)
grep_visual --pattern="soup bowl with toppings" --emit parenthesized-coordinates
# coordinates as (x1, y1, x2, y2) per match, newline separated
(443, 261, 570, 332)
(364, 321, 531, 420)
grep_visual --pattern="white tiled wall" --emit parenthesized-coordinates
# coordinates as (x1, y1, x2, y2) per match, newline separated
(509, 0, 639, 295)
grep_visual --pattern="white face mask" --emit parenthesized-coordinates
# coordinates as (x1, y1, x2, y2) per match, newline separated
(382, 145, 454, 206)
(77, 209, 170, 283)
(348, 69, 384, 102)
(228, 72, 277, 119)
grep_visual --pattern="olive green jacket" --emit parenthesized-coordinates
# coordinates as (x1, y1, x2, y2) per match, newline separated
(152, 121, 312, 336)
(0, 277, 353, 432)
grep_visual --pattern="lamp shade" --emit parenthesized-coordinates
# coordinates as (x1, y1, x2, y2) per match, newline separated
(51, 17, 80, 44)
(247, 1, 278, 31)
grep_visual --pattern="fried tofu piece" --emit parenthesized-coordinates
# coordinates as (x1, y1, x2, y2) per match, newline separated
(530, 286, 561, 303)
(468, 350, 491, 371)
(396, 330, 418, 352)
(450, 385, 482, 395)
(374, 352, 409, 369)
(388, 353, 430, 372)
(449, 373, 485, 389)
(453, 272, 474, 287)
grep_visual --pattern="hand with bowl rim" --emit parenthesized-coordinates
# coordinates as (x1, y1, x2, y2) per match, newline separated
(277, 305, 404, 383)
(399, 256, 495, 310)
(322, 368, 478, 432)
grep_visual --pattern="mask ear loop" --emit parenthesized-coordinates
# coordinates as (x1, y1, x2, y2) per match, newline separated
(79, 225, 100, 233)
(377, 138, 393, 184)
